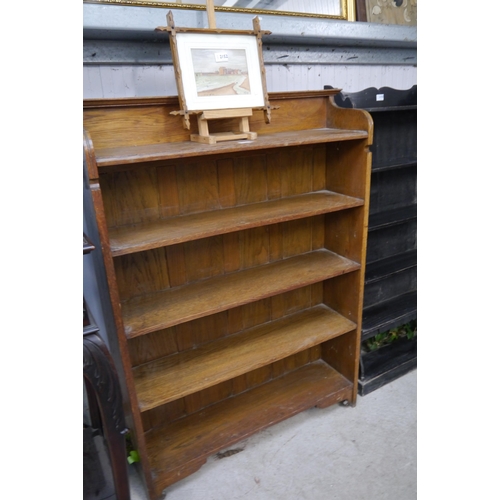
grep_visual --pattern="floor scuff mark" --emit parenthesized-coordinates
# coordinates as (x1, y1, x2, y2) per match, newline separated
(215, 447, 245, 460)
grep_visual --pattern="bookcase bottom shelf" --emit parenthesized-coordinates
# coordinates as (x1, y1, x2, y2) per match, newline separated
(145, 359, 352, 497)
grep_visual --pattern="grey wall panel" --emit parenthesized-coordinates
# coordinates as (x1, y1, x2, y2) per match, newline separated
(83, 4, 416, 48)
(265, 63, 417, 93)
(83, 63, 416, 98)
(83, 39, 416, 66)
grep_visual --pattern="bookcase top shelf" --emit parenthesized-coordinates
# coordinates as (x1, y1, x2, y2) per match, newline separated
(94, 128, 368, 167)
(83, 90, 373, 175)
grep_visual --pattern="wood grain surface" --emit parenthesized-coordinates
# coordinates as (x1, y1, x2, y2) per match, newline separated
(94, 129, 367, 167)
(109, 191, 363, 256)
(122, 249, 360, 338)
(133, 305, 356, 411)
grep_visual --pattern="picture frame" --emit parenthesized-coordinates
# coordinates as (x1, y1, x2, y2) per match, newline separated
(174, 32, 266, 112)
(356, 0, 416, 25)
(84, 1, 357, 22)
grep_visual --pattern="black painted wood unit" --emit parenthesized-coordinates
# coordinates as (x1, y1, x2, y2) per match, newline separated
(332, 85, 417, 395)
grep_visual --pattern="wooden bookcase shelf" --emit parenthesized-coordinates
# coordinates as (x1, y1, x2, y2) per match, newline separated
(109, 191, 363, 256)
(133, 305, 356, 411)
(83, 90, 373, 499)
(93, 128, 368, 167)
(122, 249, 360, 338)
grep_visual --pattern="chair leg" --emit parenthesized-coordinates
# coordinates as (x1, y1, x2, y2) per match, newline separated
(84, 333, 130, 500)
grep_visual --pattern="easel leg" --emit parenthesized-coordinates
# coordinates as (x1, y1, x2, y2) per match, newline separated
(239, 117, 257, 140)
(239, 116, 250, 133)
(192, 115, 216, 144)
(197, 115, 210, 137)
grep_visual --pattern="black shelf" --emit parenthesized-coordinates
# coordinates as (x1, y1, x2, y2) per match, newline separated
(332, 85, 417, 394)
(365, 249, 417, 284)
(372, 160, 416, 173)
(368, 205, 417, 232)
(332, 85, 417, 110)
(362, 291, 417, 341)
(361, 105, 416, 113)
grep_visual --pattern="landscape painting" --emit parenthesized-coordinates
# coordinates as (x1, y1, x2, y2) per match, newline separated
(191, 48, 251, 97)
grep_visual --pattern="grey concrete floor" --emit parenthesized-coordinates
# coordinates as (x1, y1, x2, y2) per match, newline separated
(127, 369, 417, 500)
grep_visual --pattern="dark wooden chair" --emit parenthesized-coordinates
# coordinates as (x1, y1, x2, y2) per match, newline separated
(84, 234, 131, 500)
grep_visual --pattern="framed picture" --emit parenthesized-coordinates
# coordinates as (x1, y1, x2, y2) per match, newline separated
(174, 32, 265, 111)
(84, 1, 357, 21)
(356, 0, 416, 25)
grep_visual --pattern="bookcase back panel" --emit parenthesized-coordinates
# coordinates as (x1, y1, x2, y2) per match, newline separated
(99, 167, 160, 227)
(83, 93, 330, 150)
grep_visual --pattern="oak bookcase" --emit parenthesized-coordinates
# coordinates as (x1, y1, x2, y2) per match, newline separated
(83, 90, 373, 499)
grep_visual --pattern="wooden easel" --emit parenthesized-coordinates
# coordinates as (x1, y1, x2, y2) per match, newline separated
(156, 0, 273, 144)
(192, 107, 257, 144)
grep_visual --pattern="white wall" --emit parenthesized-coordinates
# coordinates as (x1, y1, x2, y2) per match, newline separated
(83, 63, 417, 99)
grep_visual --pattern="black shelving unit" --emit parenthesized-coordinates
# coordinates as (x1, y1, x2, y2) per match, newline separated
(332, 85, 417, 395)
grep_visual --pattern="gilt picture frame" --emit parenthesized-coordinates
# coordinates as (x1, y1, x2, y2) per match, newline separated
(84, 1, 357, 22)
(356, 0, 416, 25)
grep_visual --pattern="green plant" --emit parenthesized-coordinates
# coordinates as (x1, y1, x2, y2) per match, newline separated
(125, 432, 140, 464)
(363, 320, 417, 352)
(127, 450, 140, 465)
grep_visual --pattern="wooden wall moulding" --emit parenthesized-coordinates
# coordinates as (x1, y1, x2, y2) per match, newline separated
(155, 8, 274, 144)
(83, 89, 373, 499)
